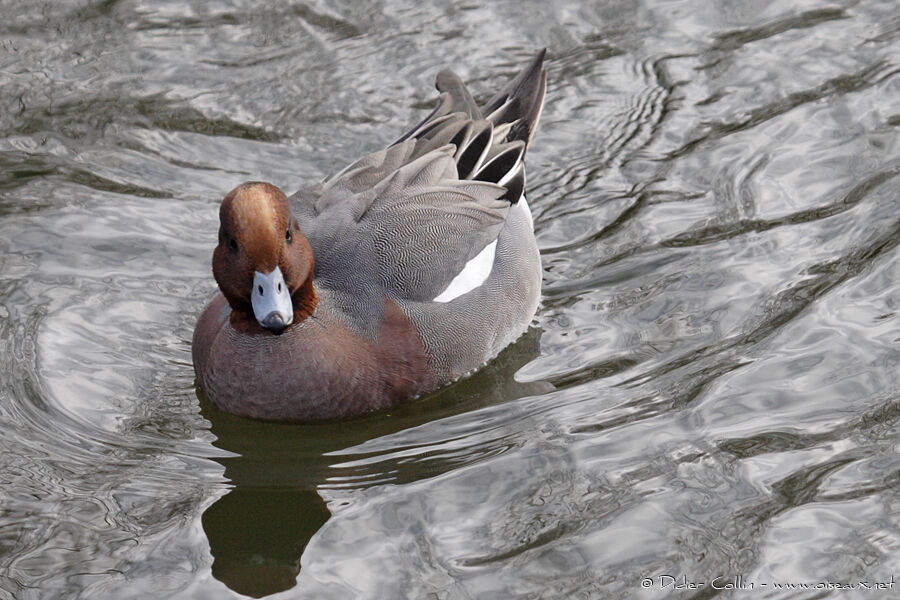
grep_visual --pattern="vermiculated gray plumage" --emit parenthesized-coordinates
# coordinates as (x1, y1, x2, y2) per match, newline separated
(295, 50, 546, 317)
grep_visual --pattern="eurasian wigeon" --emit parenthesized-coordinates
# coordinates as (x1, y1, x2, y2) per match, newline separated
(193, 50, 547, 421)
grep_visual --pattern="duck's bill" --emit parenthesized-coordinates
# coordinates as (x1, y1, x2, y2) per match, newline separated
(251, 266, 294, 334)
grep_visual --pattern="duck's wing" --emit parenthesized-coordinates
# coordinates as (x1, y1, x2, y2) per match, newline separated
(294, 140, 509, 303)
(292, 50, 547, 304)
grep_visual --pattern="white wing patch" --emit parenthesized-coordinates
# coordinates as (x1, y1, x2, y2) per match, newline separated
(432, 192, 531, 303)
(433, 239, 498, 303)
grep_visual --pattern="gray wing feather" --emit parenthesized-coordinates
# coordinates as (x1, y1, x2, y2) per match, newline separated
(294, 144, 508, 304)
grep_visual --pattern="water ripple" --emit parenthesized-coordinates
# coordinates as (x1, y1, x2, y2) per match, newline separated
(2, 1, 900, 598)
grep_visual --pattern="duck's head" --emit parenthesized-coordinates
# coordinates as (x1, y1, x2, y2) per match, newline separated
(213, 182, 317, 334)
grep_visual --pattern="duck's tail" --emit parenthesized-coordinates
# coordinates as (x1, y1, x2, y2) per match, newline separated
(396, 50, 547, 150)
(393, 50, 547, 204)
(480, 49, 547, 149)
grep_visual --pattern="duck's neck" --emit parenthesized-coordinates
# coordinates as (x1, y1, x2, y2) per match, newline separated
(292, 273, 318, 323)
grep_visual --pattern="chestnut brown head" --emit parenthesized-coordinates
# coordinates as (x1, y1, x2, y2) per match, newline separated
(212, 182, 317, 333)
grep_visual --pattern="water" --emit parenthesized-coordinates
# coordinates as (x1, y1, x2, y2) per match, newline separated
(1, 0, 899, 598)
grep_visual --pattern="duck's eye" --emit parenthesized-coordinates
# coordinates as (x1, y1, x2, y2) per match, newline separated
(285, 228, 293, 243)
(228, 238, 238, 252)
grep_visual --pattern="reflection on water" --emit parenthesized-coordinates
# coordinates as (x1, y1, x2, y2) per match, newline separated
(203, 488, 328, 598)
(1, 0, 899, 598)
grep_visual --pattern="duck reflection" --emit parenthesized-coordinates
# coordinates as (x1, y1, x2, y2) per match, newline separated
(199, 327, 546, 597)
(202, 487, 328, 598)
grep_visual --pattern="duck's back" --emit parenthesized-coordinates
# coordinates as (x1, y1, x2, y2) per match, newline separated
(292, 51, 547, 378)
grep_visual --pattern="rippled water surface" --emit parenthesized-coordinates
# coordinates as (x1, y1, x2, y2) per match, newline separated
(2, 1, 899, 598)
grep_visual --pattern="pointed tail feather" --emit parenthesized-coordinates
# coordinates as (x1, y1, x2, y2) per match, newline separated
(482, 49, 547, 148)
(390, 50, 547, 203)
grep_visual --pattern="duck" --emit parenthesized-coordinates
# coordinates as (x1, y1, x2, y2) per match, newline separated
(192, 50, 547, 421)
